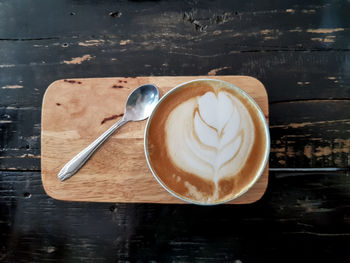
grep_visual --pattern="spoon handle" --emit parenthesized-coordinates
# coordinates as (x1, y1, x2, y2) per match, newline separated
(58, 118, 128, 181)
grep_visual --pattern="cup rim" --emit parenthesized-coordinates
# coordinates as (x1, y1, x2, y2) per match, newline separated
(144, 78, 270, 206)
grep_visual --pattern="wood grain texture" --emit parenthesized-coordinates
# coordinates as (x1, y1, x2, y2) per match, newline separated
(1, 51, 349, 171)
(1, 0, 350, 262)
(41, 76, 269, 204)
(2, 170, 350, 263)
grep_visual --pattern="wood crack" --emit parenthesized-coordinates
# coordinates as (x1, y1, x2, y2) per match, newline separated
(270, 119, 350, 129)
(0, 37, 59, 41)
(270, 98, 350, 105)
(284, 231, 350, 237)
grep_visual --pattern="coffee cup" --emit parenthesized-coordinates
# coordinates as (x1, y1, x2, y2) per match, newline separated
(144, 79, 270, 205)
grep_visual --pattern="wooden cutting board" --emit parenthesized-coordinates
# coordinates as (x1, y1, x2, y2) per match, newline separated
(41, 76, 269, 204)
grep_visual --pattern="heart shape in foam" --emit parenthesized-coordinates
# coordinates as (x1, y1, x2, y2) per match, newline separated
(197, 92, 233, 134)
(195, 92, 241, 151)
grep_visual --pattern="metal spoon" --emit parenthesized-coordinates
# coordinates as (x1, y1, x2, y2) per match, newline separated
(58, 84, 160, 181)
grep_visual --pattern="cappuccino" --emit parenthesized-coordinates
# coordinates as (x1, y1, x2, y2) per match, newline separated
(145, 79, 269, 204)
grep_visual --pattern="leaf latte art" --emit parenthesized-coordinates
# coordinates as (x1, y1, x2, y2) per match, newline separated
(165, 90, 255, 200)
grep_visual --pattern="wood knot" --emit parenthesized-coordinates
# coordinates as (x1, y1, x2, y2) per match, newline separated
(109, 11, 122, 18)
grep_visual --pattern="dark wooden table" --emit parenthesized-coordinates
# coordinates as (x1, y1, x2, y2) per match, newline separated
(1, 0, 350, 262)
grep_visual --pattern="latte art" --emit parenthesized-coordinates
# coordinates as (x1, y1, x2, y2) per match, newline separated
(165, 91, 254, 198)
(146, 79, 268, 204)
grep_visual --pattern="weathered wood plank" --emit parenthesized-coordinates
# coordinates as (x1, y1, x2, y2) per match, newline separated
(270, 100, 350, 168)
(1, 50, 349, 108)
(0, 0, 350, 107)
(0, 0, 349, 262)
(0, 0, 349, 174)
(1, 100, 349, 170)
(0, 0, 349, 49)
(1, 170, 349, 262)
(0, 107, 40, 170)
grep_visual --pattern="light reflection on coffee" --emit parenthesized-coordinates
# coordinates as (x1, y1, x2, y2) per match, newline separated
(146, 80, 268, 204)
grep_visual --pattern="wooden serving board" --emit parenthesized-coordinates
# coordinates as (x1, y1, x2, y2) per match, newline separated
(41, 76, 269, 204)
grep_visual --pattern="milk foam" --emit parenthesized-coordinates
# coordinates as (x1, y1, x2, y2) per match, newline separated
(165, 91, 255, 189)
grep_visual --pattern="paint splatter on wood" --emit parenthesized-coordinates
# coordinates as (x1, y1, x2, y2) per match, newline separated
(311, 36, 336, 43)
(208, 67, 229, 76)
(314, 146, 332, 157)
(120, 40, 131, 45)
(289, 27, 302, 32)
(63, 54, 94, 65)
(2, 85, 23, 89)
(0, 64, 15, 68)
(297, 81, 310, 85)
(260, 29, 274, 35)
(78, 40, 105, 47)
(307, 28, 344, 33)
(270, 119, 350, 129)
(301, 9, 316, 14)
(304, 145, 313, 159)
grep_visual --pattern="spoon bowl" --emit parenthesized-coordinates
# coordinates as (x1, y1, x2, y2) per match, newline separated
(124, 84, 160, 121)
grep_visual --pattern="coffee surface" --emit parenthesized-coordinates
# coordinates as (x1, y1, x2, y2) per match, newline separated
(146, 80, 268, 204)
